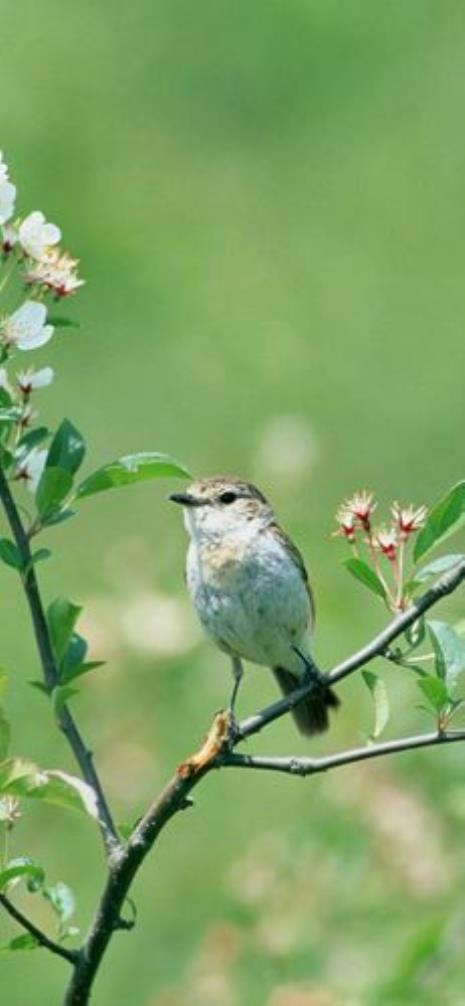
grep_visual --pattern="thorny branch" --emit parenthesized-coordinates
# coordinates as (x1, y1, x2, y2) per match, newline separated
(0, 468, 464, 1006)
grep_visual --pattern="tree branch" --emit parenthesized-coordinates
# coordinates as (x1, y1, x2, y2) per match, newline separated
(236, 558, 465, 741)
(0, 892, 78, 964)
(61, 553, 465, 1004)
(0, 468, 119, 856)
(222, 728, 465, 775)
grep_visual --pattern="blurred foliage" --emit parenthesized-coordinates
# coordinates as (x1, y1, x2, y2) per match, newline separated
(1, 1, 465, 1003)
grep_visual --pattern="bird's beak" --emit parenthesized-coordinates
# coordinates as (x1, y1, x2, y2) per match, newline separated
(169, 492, 201, 507)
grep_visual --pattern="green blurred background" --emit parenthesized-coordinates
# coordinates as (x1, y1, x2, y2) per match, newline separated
(2, 2, 465, 1004)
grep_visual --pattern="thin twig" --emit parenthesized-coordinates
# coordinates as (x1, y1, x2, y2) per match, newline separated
(222, 728, 465, 776)
(0, 892, 78, 964)
(0, 468, 119, 855)
(237, 558, 465, 741)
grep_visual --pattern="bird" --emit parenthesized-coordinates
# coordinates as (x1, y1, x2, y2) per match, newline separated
(169, 476, 339, 736)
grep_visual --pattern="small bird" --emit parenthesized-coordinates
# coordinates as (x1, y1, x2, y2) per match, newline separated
(170, 476, 339, 736)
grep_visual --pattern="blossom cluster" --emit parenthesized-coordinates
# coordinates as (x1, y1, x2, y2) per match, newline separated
(0, 151, 84, 491)
(335, 491, 427, 561)
(334, 490, 428, 612)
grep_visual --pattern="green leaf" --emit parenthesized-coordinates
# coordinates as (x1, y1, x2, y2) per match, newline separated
(0, 933, 38, 952)
(414, 554, 465, 582)
(0, 387, 12, 408)
(427, 619, 465, 687)
(29, 548, 51, 567)
(343, 558, 386, 600)
(0, 538, 22, 571)
(41, 508, 76, 529)
(47, 317, 80, 328)
(43, 882, 75, 929)
(15, 426, 50, 457)
(61, 661, 105, 685)
(0, 407, 22, 424)
(0, 711, 10, 760)
(61, 633, 87, 674)
(0, 859, 45, 892)
(416, 676, 449, 713)
(46, 419, 85, 476)
(414, 481, 465, 562)
(0, 668, 7, 703)
(405, 617, 426, 650)
(75, 452, 191, 500)
(47, 598, 82, 664)
(52, 684, 79, 714)
(362, 670, 389, 739)
(35, 467, 73, 518)
(0, 759, 99, 819)
(58, 633, 105, 684)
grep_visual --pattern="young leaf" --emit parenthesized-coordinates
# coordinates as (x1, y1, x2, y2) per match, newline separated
(0, 538, 22, 571)
(41, 508, 76, 529)
(0, 710, 10, 760)
(343, 558, 386, 600)
(47, 317, 80, 328)
(15, 426, 50, 457)
(414, 554, 464, 582)
(52, 684, 79, 714)
(75, 452, 191, 499)
(29, 548, 51, 567)
(43, 882, 75, 930)
(35, 467, 73, 518)
(427, 619, 465, 688)
(414, 481, 465, 562)
(46, 419, 85, 476)
(405, 617, 426, 650)
(416, 676, 449, 713)
(47, 598, 82, 664)
(0, 933, 38, 951)
(60, 660, 105, 685)
(0, 407, 23, 425)
(0, 860, 45, 892)
(0, 387, 12, 408)
(0, 759, 99, 820)
(362, 670, 389, 739)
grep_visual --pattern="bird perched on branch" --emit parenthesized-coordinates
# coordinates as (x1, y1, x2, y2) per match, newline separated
(170, 476, 339, 736)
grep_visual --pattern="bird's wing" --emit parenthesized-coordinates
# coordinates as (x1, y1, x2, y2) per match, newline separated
(267, 521, 315, 629)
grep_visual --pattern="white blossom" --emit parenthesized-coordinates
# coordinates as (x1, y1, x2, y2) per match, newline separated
(19, 210, 61, 260)
(0, 301, 54, 351)
(2, 221, 19, 252)
(0, 181, 16, 226)
(15, 447, 47, 492)
(24, 248, 84, 297)
(0, 151, 9, 185)
(17, 366, 54, 393)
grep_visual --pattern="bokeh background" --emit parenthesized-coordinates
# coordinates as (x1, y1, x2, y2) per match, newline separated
(2, 2, 465, 1004)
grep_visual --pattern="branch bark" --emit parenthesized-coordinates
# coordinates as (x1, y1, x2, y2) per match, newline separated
(0, 892, 78, 964)
(223, 728, 465, 775)
(0, 468, 119, 855)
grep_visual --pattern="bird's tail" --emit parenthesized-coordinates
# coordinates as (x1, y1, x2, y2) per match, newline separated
(272, 666, 340, 737)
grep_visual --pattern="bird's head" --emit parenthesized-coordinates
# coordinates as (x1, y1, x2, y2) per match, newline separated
(169, 476, 274, 542)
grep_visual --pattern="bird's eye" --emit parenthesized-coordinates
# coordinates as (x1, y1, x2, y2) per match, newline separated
(219, 491, 238, 505)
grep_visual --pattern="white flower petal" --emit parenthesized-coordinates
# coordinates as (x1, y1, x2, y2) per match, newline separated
(0, 181, 16, 225)
(19, 448, 48, 493)
(17, 366, 54, 390)
(19, 211, 61, 259)
(16, 324, 54, 351)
